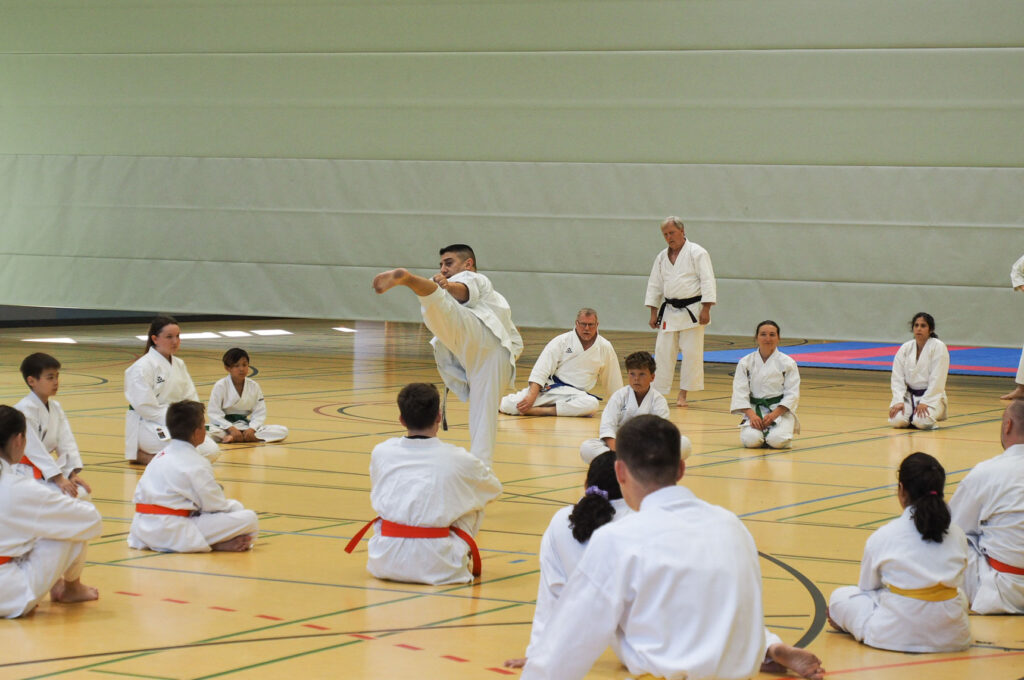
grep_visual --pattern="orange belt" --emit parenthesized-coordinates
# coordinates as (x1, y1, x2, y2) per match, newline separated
(345, 516, 482, 577)
(988, 555, 1024, 576)
(0, 557, 11, 566)
(18, 456, 43, 480)
(135, 503, 192, 517)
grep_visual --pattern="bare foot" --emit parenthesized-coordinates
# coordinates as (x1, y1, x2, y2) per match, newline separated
(242, 430, 259, 443)
(827, 609, 843, 632)
(503, 658, 527, 669)
(372, 268, 410, 294)
(764, 643, 825, 680)
(131, 449, 156, 466)
(1001, 385, 1024, 400)
(221, 434, 235, 444)
(50, 578, 99, 604)
(675, 390, 688, 407)
(212, 534, 254, 552)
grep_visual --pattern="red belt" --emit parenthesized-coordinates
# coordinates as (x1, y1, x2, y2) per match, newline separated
(0, 557, 11, 566)
(345, 516, 482, 577)
(988, 555, 1024, 576)
(135, 503, 192, 517)
(18, 456, 43, 480)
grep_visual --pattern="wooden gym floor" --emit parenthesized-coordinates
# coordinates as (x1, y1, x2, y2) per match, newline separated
(0, 318, 1022, 680)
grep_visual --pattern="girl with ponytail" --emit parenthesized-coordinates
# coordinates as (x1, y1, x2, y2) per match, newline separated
(0, 405, 103, 618)
(504, 451, 629, 669)
(828, 452, 971, 652)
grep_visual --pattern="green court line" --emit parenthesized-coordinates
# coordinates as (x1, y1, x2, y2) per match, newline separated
(88, 670, 180, 680)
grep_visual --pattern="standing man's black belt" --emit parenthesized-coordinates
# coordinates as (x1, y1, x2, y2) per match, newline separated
(656, 295, 703, 326)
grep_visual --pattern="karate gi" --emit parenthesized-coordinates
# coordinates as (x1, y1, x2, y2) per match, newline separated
(420, 270, 523, 465)
(500, 330, 622, 418)
(829, 508, 971, 652)
(950, 443, 1024, 613)
(580, 386, 690, 463)
(124, 347, 219, 462)
(731, 350, 800, 449)
(1012, 254, 1024, 384)
(645, 241, 717, 395)
(127, 439, 258, 552)
(0, 460, 102, 618)
(15, 392, 90, 500)
(889, 338, 949, 430)
(522, 485, 766, 680)
(207, 376, 288, 443)
(526, 499, 632, 657)
(366, 436, 502, 585)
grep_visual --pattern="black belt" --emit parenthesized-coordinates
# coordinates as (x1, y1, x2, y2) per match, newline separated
(656, 295, 702, 326)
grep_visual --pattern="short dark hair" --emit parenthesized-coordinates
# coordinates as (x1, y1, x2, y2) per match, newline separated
(222, 347, 250, 367)
(166, 400, 206, 441)
(624, 351, 656, 374)
(0, 405, 27, 452)
(615, 415, 681, 487)
(397, 383, 440, 430)
(146, 315, 179, 351)
(20, 352, 61, 383)
(439, 244, 476, 269)
(755, 320, 781, 337)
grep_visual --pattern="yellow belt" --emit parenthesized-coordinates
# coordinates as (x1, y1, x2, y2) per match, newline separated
(885, 582, 958, 602)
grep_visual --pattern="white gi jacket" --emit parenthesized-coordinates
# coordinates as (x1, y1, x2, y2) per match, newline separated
(128, 439, 251, 553)
(367, 436, 502, 585)
(523, 485, 766, 680)
(951, 443, 1024, 613)
(124, 347, 201, 457)
(846, 508, 970, 652)
(430, 270, 523, 400)
(644, 241, 717, 332)
(1012, 253, 1024, 289)
(16, 391, 81, 481)
(889, 338, 949, 415)
(208, 376, 268, 429)
(599, 386, 669, 440)
(0, 459, 101, 618)
(526, 498, 632, 658)
(730, 349, 801, 431)
(528, 330, 622, 396)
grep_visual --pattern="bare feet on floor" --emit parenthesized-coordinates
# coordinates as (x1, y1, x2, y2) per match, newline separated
(50, 578, 99, 604)
(762, 643, 825, 680)
(372, 268, 410, 294)
(1001, 385, 1024, 400)
(212, 534, 254, 552)
(503, 658, 526, 669)
(675, 389, 688, 407)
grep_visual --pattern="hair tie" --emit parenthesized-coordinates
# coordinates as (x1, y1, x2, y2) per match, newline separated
(584, 486, 609, 500)
(928, 490, 939, 496)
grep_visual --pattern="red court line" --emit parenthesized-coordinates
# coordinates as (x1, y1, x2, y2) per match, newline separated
(161, 598, 188, 604)
(256, 614, 284, 620)
(826, 649, 1024, 675)
(209, 606, 236, 612)
(303, 624, 330, 630)
(114, 591, 141, 597)
(349, 634, 375, 640)
(395, 643, 423, 651)
(487, 668, 516, 676)
(441, 655, 469, 662)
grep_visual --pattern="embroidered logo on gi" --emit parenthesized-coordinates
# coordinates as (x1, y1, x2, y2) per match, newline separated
(565, 347, 573, 354)
(155, 376, 165, 383)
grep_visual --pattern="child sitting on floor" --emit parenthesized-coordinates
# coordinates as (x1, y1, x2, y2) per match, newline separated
(207, 348, 288, 444)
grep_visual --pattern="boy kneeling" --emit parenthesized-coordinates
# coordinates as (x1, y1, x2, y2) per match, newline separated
(128, 401, 258, 553)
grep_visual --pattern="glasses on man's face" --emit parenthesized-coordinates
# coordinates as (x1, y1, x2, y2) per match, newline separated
(576, 322, 597, 329)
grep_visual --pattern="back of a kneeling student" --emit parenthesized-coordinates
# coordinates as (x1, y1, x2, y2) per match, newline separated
(128, 400, 258, 553)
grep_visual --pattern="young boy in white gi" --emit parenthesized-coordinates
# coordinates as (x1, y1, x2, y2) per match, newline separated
(128, 401, 258, 553)
(373, 244, 523, 466)
(499, 308, 621, 417)
(522, 415, 824, 680)
(207, 348, 288, 444)
(345, 383, 502, 585)
(15, 353, 91, 499)
(0, 405, 101, 618)
(579, 351, 691, 464)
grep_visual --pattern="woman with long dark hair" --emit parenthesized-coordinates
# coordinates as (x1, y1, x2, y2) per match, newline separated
(889, 312, 949, 430)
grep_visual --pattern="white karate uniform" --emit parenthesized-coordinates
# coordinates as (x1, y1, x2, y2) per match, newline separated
(829, 508, 971, 652)
(645, 241, 717, 395)
(1012, 254, 1024, 384)
(206, 376, 288, 443)
(124, 347, 219, 462)
(579, 386, 690, 463)
(420, 270, 523, 465)
(889, 338, 949, 430)
(127, 439, 258, 553)
(731, 349, 800, 449)
(500, 330, 622, 417)
(14, 392, 91, 500)
(526, 499, 632, 658)
(0, 459, 102, 618)
(522, 485, 766, 680)
(366, 436, 502, 585)
(950, 443, 1024, 613)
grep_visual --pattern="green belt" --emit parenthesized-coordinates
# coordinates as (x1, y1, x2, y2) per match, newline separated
(750, 394, 783, 419)
(223, 414, 248, 423)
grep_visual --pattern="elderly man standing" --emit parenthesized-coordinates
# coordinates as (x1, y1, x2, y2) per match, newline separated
(645, 217, 716, 407)
(499, 308, 621, 417)
(950, 399, 1024, 614)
